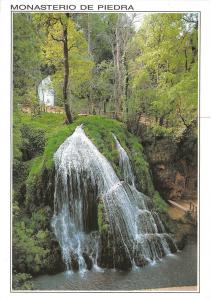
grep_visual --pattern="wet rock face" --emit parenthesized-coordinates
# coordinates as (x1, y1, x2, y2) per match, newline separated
(97, 232, 115, 268)
(70, 253, 79, 271)
(54, 171, 99, 233)
(47, 239, 66, 274)
(164, 235, 177, 253)
(134, 254, 148, 267)
(135, 123, 197, 202)
(27, 168, 55, 211)
(81, 180, 98, 233)
(97, 231, 132, 270)
(153, 163, 197, 201)
(82, 253, 93, 270)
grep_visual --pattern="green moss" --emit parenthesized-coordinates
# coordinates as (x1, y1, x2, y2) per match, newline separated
(97, 201, 109, 233)
(127, 138, 154, 196)
(22, 114, 154, 201)
(153, 191, 169, 214)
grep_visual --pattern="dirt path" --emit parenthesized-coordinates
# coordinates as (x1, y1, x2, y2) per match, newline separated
(168, 198, 197, 221)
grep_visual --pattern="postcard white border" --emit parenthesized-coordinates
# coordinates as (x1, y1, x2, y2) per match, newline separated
(1, 0, 211, 299)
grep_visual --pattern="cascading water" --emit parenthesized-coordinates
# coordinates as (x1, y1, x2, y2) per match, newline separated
(38, 76, 54, 107)
(112, 134, 135, 186)
(52, 125, 177, 273)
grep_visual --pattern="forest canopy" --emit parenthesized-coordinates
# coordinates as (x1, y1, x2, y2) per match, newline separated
(13, 12, 198, 133)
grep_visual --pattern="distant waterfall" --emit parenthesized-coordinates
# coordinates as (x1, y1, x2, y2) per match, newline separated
(38, 76, 54, 107)
(52, 125, 177, 273)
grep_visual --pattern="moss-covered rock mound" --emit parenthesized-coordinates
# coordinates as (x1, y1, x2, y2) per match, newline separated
(26, 114, 155, 201)
(13, 113, 169, 280)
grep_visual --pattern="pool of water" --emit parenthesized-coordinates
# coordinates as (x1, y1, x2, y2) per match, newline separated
(33, 236, 197, 291)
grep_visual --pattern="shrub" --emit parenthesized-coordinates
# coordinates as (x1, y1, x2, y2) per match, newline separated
(20, 124, 46, 161)
(12, 272, 34, 290)
(13, 220, 50, 275)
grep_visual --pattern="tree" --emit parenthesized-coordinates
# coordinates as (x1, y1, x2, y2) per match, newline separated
(34, 13, 93, 123)
(13, 14, 42, 109)
(102, 14, 135, 116)
(128, 13, 198, 134)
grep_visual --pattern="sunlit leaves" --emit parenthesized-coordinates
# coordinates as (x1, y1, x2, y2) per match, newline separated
(35, 13, 94, 102)
(128, 13, 198, 133)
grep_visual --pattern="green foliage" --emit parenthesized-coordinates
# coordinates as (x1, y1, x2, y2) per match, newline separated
(128, 13, 198, 135)
(148, 123, 174, 138)
(12, 200, 63, 277)
(33, 13, 94, 106)
(128, 139, 154, 196)
(21, 124, 46, 160)
(75, 14, 113, 63)
(13, 113, 46, 196)
(73, 60, 115, 114)
(13, 112, 28, 194)
(13, 113, 23, 160)
(13, 14, 42, 108)
(12, 272, 34, 290)
(13, 214, 51, 275)
(153, 191, 168, 214)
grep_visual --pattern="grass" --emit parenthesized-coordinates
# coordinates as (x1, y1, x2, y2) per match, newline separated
(20, 113, 66, 137)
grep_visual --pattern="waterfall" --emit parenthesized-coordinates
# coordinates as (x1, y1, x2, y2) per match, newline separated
(52, 125, 176, 272)
(38, 76, 54, 107)
(112, 134, 135, 186)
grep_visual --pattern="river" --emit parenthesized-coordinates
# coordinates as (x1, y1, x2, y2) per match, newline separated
(32, 235, 197, 291)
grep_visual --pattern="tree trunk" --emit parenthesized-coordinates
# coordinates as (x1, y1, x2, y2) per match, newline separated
(87, 14, 91, 55)
(135, 112, 142, 135)
(123, 53, 129, 119)
(159, 116, 164, 126)
(184, 49, 188, 71)
(63, 24, 73, 124)
(115, 20, 122, 114)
